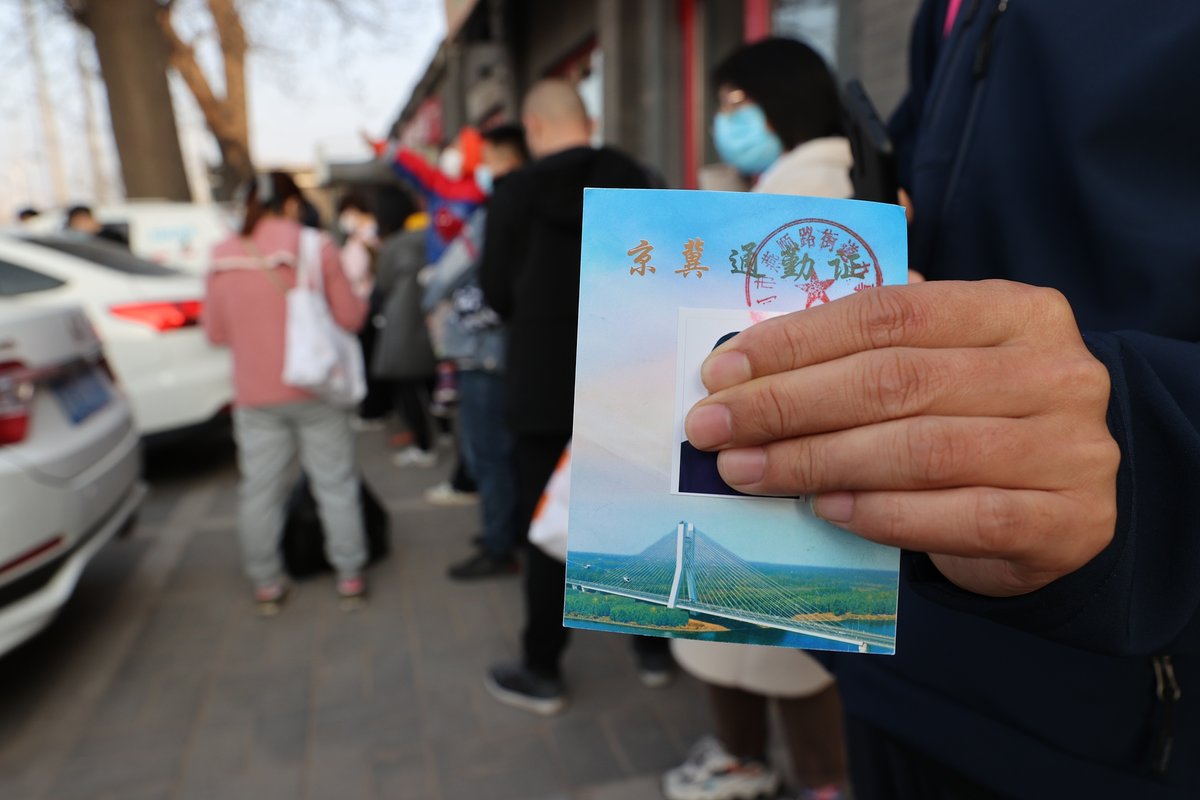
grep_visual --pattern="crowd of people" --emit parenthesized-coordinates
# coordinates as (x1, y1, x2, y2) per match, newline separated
(189, 2, 1198, 798)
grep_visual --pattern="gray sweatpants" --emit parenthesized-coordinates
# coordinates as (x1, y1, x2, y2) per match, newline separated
(232, 401, 367, 586)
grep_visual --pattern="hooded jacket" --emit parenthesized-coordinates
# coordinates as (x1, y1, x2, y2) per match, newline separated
(480, 146, 652, 436)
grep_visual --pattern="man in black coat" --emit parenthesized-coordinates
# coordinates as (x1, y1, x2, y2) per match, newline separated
(480, 79, 669, 713)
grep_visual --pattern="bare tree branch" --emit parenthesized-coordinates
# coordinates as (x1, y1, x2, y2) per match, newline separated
(208, 0, 247, 142)
(157, 4, 221, 126)
(156, 0, 253, 194)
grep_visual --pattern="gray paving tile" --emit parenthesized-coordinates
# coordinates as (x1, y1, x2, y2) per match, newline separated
(254, 708, 309, 762)
(370, 643, 416, 688)
(643, 675, 714, 749)
(573, 775, 665, 800)
(0, 772, 49, 800)
(416, 674, 483, 744)
(174, 711, 254, 798)
(547, 718, 629, 789)
(305, 741, 376, 800)
(206, 664, 312, 724)
(599, 701, 685, 776)
(238, 738, 307, 798)
(97, 781, 173, 800)
(372, 747, 439, 800)
(431, 731, 567, 800)
(48, 731, 187, 800)
(185, 768, 302, 800)
(311, 689, 424, 753)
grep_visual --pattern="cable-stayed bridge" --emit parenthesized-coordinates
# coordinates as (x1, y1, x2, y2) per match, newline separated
(566, 522, 895, 653)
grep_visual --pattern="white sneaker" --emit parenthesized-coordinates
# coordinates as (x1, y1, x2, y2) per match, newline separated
(392, 446, 438, 468)
(662, 737, 780, 800)
(424, 481, 479, 506)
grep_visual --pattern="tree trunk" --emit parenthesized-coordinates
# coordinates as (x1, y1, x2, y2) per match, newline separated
(81, 0, 191, 201)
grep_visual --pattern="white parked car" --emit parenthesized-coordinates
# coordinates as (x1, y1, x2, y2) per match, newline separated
(13, 201, 235, 275)
(93, 202, 235, 275)
(0, 304, 144, 657)
(0, 234, 233, 437)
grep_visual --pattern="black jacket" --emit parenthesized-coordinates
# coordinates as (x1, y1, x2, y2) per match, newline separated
(480, 146, 652, 436)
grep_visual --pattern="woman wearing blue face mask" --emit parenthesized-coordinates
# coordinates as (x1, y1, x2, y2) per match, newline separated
(711, 37, 851, 198)
(663, 37, 851, 800)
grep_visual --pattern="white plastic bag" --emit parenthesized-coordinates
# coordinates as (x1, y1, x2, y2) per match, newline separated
(282, 229, 366, 408)
(528, 443, 571, 562)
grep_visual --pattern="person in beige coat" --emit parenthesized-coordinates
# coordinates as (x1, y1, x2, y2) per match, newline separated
(663, 39, 852, 800)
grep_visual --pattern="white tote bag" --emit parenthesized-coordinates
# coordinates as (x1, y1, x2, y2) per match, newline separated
(528, 443, 571, 562)
(281, 229, 367, 408)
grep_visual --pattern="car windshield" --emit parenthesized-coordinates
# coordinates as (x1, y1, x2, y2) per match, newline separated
(24, 235, 180, 277)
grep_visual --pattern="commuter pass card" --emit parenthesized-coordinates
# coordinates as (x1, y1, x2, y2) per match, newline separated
(566, 189, 907, 653)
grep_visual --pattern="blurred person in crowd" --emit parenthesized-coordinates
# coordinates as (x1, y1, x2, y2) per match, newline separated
(336, 192, 379, 300)
(388, 130, 486, 420)
(16, 207, 40, 225)
(387, 127, 486, 264)
(371, 186, 440, 469)
(336, 192, 390, 427)
(663, 38, 850, 800)
(204, 171, 369, 614)
(480, 79, 672, 714)
(65, 204, 101, 234)
(65, 204, 129, 246)
(686, 3, 1200, 798)
(425, 123, 530, 580)
(300, 198, 324, 230)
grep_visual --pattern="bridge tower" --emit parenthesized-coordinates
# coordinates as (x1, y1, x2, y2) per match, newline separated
(666, 521, 697, 608)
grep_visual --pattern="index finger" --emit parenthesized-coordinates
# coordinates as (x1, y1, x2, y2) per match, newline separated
(701, 280, 1057, 392)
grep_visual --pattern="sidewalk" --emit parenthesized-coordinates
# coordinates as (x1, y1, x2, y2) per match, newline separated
(0, 431, 711, 800)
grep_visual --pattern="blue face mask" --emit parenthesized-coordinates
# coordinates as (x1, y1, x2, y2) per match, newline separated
(474, 165, 494, 195)
(713, 104, 784, 176)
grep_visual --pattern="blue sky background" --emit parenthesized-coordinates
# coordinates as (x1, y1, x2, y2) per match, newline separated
(569, 189, 907, 570)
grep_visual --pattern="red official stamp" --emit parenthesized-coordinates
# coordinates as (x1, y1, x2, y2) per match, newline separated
(739, 219, 884, 308)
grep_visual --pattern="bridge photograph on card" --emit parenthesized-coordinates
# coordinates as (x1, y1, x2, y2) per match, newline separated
(564, 520, 897, 654)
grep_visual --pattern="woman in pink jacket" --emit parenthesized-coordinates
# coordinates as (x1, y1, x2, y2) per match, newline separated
(204, 172, 369, 614)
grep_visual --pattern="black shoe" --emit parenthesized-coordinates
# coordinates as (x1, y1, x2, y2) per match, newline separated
(484, 662, 567, 715)
(635, 647, 676, 688)
(448, 550, 519, 580)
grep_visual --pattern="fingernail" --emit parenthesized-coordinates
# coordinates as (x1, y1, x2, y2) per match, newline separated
(685, 404, 732, 449)
(718, 447, 766, 486)
(813, 492, 855, 524)
(701, 351, 751, 391)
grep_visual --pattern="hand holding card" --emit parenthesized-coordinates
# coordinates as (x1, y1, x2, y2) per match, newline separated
(686, 279, 1120, 598)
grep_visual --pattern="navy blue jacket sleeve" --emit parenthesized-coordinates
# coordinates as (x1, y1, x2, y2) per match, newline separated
(893, 0, 1200, 657)
(908, 330, 1200, 657)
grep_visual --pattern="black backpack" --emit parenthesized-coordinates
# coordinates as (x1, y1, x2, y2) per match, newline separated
(281, 474, 390, 578)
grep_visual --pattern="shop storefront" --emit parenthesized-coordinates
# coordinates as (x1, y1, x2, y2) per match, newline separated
(390, 0, 918, 190)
